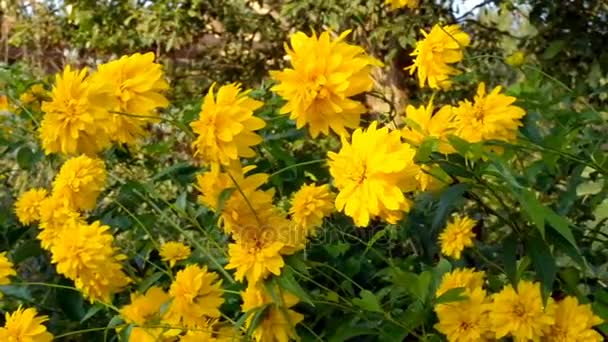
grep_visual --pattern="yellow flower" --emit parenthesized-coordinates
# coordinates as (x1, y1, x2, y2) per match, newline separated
(0, 307, 53, 341)
(453, 82, 526, 143)
(0, 252, 16, 298)
(120, 287, 172, 342)
(328, 121, 418, 227)
(289, 183, 335, 234)
(489, 280, 555, 341)
(190, 83, 265, 165)
(438, 215, 476, 259)
(91, 52, 169, 145)
(38, 196, 84, 250)
(39, 66, 113, 155)
(406, 24, 470, 89)
(505, 51, 526, 67)
(436, 268, 485, 297)
(20, 84, 48, 111)
(271, 30, 381, 138)
(14, 188, 48, 225)
(225, 241, 285, 284)
(167, 265, 225, 328)
(241, 284, 304, 342)
(52, 155, 106, 211)
(160, 241, 191, 267)
(385, 0, 419, 10)
(51, 220, 130, 303)
(0, 95, 9, 111)
(401, 101, 455, 154)
(435, 287, 491, 342)
(543, 296, 603, 342)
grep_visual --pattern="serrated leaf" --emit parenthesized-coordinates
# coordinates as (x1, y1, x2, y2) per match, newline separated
(352, 290, 382, 313)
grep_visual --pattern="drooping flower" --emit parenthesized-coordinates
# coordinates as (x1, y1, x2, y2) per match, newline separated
(543, 296, 603, 342)
(160, 241, 191, 267)
(0, 252, 16, 298)
(489, 280, 555, 341)
(90, 52, 169, 145)
(289, 183, 335, 235)
(436, 268, 486, 297)
(39, 66, 114, 155)
(271, 30, 382, 138)
(190, 83, 265, 165)
(406, 24, 470, 89)
(385, 0, 419, 10)
(328, 121, 418, 227)
(38, 196, 84, 250)
(14, 188, 48, 225)
(435, 287, 492, 342)
(120, 286, 172, 342)
(401, 101, 455, 154)
(166, 265, 225, 328)
(0, 307, 53, 341)
(241, 284, 304, 342)
(453, 82, 526, 143)
(52, 154, 106, 211)
(438, 215, 477, 259)
(51, 220, 130, 302)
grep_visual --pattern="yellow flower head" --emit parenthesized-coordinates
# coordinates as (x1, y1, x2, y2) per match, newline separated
(14, 188, 48, 225)
(241, 284, 304, 342)
(190, 83, 265, 165)
(436, 268, 486, 297)
(385, 0, 419, 10)
(289, 183, 335, 234)
(505, 51, 526, 67)
(51, 220, 130, 303)
(543, 296, 603, 342)
(435, 287, 491, 342)
(120, 286, 171, 342)
(0, 252, 16, 298)
(52, 155, 106, 211)
(453, 82, 526, 143)
(401, 101, 455, 154)
(438, 215, 476, 259)
(91, 52, 169, 145)
(271, 30, 381, 138)
(167, 265, 225, 328)
(406, 24, 470, 89)
(39, 66, 113, 155)
(489, 280, 555, 341)
(160, 241, 191, 267)
(38, 196, 83, 250)
(0, 307, 53, 342)
(20, 84, 49, 111)
(225, 241, 285, 284)
(328, 121, 418, 227)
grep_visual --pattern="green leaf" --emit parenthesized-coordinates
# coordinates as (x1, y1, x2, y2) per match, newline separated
(59, 288, 85, 321)
(0, 285, 33, 301)
(328, 324, 377, 342)
(435, 287, 467, 304)
(11, 240, 42, 263)
(543, 40, 566, 59)
(432, 184, 468, 230)
(81, 303, 104, 323)
(16, 146, 36, 170)
(545, 209, 577, 250)
(502, 234, 518, 287)
(352, 290, 382, 313)
(276, 267, 314, 306)
(414, 138, 438, 163)
(527, 233, 556, 301)
(517, 190, 546, 237)
(137, 272, 165, 293)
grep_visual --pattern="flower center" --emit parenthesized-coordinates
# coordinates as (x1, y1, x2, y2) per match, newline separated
(513, 303, 527, 317)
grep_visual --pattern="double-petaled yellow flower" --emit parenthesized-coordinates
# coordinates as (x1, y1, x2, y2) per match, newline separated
(14, 188, 48, 225)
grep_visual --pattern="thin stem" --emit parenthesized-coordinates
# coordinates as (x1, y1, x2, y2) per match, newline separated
(54, 327, 109, 339)
(269, 159, 325, 178)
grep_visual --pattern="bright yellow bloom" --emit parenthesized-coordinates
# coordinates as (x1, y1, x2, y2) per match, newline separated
(438, 215, 476, 259)
(406, 24, 470, 89)
(52, 155, 106, 211)
(505, 51, 526, 67)
(91, 52, 169, 145)
(435, 287, 491, 342)
(225, 241, 285, 284)
(543, 296, 603, 342)
(160, 241, 191, 267)
(453, 82, 526, 143)
(120, 287, 172, 342)
(241, 285, 304, 342)
(385, 0, 418, 10)
(0, 252, 16, 298)
(328, 121, 418, 227)
(401, 101, 455, 154)
(180, 330, 215, 341)
(39, 66, 114, 155)
(190, 83, 265, 165)
(167, 265, 224, 328)
(38, 196, 84, 250)
(14, 188, 48, 225)
(489, 280, 555, 341)
(20, 84, 48, 111)
(51, 220, 130, 302)
(436, 268, 486, 297)
(0, 307, 53, 341)
(271, 30, 381, 138)
(289, 183, 335, 234)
